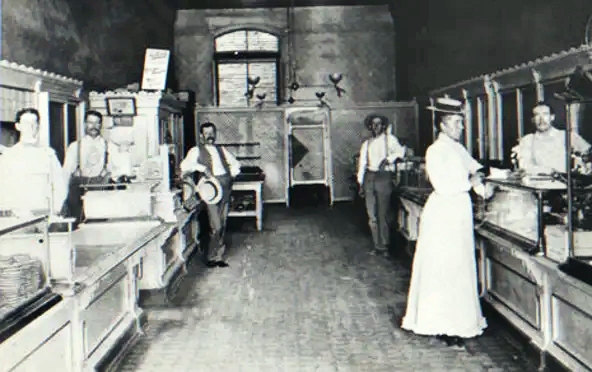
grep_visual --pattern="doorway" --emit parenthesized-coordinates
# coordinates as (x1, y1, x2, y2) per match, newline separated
(284, 107, 334, 207)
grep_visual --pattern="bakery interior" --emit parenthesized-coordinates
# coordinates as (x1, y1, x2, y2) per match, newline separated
(2, 0, 592, 371)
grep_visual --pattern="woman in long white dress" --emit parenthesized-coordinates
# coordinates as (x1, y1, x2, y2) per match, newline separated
(401, 97, 487, 348)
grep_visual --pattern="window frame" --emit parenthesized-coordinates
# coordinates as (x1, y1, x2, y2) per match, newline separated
(213, 32, 282, 108)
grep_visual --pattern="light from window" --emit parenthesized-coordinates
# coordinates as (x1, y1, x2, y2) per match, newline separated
(214, 30, 280, 107)
(215, 30, 279, 52)
(217, 62, 277, 107)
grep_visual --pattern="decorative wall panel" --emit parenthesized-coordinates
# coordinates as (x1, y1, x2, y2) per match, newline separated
(197, 102, 417, 203)
(196, 109, 286, 202)
(330, 103, 418, 200)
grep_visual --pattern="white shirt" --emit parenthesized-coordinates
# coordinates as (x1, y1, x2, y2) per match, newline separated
(0, 142, 68, 215)
(63, 135, 112, 179)
(108, 143, 133, 178)
(518, 127, 590, 174)
(426, 134, 482, 195)
(180, 145, 241, 177)
(357, 133, 406, 184)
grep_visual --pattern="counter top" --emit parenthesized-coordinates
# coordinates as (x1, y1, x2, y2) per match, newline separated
(486, 176, 567, 191)
(398, 187, 431, 205)
(68, 220, 168, 289)
(0, 289, 61, 344)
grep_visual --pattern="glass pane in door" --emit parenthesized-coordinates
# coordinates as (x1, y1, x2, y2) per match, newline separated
(290, 127, 325, 183)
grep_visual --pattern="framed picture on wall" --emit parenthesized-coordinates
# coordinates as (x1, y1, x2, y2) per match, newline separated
(113, 116, 134, 127)
(106, 97, 137, 116)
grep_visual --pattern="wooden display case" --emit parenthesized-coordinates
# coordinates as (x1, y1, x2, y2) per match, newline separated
(429, 44, 592, 371)
(88, 91, 200, 298)
(0, 60, 84, 162)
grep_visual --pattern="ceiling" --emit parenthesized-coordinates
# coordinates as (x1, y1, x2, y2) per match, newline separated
(177, 0, 392, 10)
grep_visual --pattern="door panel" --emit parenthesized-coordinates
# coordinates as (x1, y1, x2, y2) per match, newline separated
(290, 126, 325, 183)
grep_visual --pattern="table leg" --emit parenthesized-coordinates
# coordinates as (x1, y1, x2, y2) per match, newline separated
(256, 186, 263, 231)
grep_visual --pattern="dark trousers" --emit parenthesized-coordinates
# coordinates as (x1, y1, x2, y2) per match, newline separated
(206, 174, 232, 261)
(363, 171, 394, 250)
(62, 175, 108, 225)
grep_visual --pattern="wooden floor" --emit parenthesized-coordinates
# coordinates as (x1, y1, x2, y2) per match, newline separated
(114, 203, 536, 371)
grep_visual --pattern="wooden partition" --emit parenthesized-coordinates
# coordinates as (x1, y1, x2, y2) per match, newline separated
(0, 60, 84, 161)
(430, 45, 592, 165)
(196, 101, 418, 203)
(426, 44, 592, 371)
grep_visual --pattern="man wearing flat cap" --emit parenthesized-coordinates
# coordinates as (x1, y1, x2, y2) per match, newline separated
(357, 114, 406, 255)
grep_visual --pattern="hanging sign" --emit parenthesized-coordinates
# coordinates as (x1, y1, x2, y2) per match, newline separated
(141, 48, 170, 91)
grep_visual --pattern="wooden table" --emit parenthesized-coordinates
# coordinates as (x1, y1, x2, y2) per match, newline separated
(229, 181, 263, 231)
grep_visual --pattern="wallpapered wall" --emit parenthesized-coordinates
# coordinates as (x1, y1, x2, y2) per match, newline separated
(1, 0, 176, 91)
(174, 6, 397, 107)
(179, 6, 408, 202)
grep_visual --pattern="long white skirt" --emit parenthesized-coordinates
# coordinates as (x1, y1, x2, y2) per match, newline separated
(401, 192, 487, 338)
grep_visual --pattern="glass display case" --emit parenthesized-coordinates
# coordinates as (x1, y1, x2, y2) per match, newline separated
(394, 156, 431, 206)
(0, 215, 51, 319)
(479, 178, 550, 255)
(394, 156, 430, 189)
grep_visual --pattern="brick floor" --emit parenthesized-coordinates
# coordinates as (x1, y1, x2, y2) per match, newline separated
(115, 204, 536, 372)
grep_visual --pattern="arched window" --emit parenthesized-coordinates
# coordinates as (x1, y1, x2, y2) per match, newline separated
(214, 30, 280, 107)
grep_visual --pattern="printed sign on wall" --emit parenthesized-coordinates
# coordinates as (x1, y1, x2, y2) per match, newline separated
(141, 48, 170, 91)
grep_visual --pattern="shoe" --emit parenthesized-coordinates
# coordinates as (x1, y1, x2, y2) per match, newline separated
(436, 335, 454, 346)
(453, 337, 465, 348)
(206, 260, 218, 268)
(217, 261, 229, 268)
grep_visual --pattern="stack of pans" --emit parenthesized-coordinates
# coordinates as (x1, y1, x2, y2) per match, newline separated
(0, 254, 44, 315)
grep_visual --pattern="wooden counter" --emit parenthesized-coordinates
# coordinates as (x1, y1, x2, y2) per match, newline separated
(0, 220, 168, 372)
(395, 187, 592, 370)
(138, 208, 200, 304)
(476, 224, 592, 371)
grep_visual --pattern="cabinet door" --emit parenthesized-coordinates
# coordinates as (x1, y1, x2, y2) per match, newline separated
(49, 102, 65, 163)
(500, 91, 519, 162)
(67, 104, 77, 145)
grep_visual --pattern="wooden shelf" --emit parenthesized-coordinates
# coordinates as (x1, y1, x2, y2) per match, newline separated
(237, 156, 261, 161)
(218, 142, 260, 147)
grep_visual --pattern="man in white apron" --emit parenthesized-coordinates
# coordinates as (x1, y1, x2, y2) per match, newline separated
(515, 101, 590, 175)
(0, 108, 67, 217)
(356, 115, 406, 255)
(180, 122, 241, 268)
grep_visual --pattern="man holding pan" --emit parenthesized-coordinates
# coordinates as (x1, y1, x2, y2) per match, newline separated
(356, 114, 407, 256)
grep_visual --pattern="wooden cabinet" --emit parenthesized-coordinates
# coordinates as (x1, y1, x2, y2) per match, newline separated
(0, 60, 84, 161)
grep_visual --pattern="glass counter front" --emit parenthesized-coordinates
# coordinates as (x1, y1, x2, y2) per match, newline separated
(0, 215, 50, 319)
(480, 177, 571, 260)
(395, 156, 431, 190)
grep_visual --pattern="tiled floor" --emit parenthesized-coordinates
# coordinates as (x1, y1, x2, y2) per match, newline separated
(116, 203, 536, 372)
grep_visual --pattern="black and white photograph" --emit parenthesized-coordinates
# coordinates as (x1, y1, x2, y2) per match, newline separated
(0, 0, 591, 370)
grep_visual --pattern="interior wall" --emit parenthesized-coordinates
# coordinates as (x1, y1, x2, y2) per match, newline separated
(174, 5, 397, 107)
(1, 0, 177, 91)
(391, 0, 591, 154)
(397, 0, 590, 98)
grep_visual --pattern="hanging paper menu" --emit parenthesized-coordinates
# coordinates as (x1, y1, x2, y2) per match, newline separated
(141, 48, 170, 91)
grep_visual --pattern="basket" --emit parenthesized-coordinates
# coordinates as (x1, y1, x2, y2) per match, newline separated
(0, 254, 44, 313)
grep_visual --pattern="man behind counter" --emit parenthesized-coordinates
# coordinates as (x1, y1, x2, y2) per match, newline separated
(0, 108, 67, 217)
(515, 101, 591, 175)
(62, 110, 113, 222)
